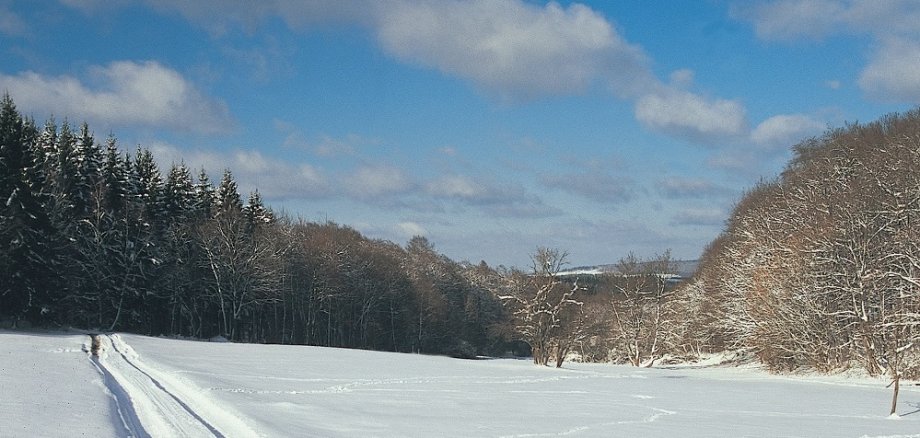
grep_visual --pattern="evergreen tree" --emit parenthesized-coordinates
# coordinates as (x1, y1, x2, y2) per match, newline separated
(0, 95, 62, 323)
(193, 168, 215, 221)
(102, 135, 129, 214)
(51, 121, 78, 227)
(72, 122, 102, 220)
(132, 146, 165, 228)
(215, 169, 242, 216)
(243, 189, 273, 234)
(163, 162, 195, 225)
(35, 118, 57, 177)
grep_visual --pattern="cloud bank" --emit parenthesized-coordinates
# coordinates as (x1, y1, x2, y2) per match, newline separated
(0, 60, 232, 134)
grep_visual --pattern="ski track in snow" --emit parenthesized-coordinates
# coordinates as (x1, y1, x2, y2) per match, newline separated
(90, 334, 244, 438)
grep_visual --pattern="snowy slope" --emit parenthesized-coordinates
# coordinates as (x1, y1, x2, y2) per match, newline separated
(3, 330, 920, 438)
(1, 331, 123, 437)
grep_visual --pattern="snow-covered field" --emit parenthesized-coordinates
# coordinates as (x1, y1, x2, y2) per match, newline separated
(3, 330, 919, 438)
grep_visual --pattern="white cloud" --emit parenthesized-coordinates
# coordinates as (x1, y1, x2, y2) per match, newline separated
(141, 0, 749, 144)
(858, 38, 920, 102)
(343, 165, 413, 198)
(372, 0, 653, 99)
(426, 174, 490, 200)
(751, 113, 825, 150)
(634, 89, 748, 144)
(0, 61, 232, 134)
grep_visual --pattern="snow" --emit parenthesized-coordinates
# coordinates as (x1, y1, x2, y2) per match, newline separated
(3, 330, 920, 437)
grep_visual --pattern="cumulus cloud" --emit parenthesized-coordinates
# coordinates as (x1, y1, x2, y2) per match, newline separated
(751, 113, 826, 150)
(343, 165, 413, 199)
(140, 1, 660, 100)
(138, 0, 760, 145)
(634, 89, 748, 144)
(0, 61, 232, 134)
(373, 0, 653, 99)
(859, 38, 920, 102)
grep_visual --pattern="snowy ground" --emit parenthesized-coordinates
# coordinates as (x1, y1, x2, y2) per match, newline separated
(3, 330, 920, 437)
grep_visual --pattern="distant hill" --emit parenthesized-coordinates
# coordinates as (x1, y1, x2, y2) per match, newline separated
(558, 260, 699, 280)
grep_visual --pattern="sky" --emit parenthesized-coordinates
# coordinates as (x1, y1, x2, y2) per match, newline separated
(0, 0, 917, 268)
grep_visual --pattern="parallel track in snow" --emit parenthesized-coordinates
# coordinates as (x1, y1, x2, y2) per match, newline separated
(90, 334, 225, 438)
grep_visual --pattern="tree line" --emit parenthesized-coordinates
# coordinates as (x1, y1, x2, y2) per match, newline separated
(0, 94, 510, 356)
(0, 94, 694, 365)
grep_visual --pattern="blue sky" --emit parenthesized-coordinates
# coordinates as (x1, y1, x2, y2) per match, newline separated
(1, 0, 917, 267)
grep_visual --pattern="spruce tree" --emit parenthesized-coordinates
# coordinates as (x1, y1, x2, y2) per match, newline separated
(216, 169, 242, 216)
(243, 189, 273, 234)
(102, 135, 129, 214)
(193, 168, 215, 221)
(163, 162, 195, 225)
(72, 122, 102, 220)
(132, 147, 165, 229)
(0, 95, 62, 323)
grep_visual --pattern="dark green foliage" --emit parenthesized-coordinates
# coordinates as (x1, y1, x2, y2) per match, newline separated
(216, 169, 242, 216)
(0, 94, 63, 324)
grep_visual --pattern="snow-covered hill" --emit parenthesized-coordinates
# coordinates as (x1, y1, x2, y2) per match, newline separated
(3, 330, 918, 437)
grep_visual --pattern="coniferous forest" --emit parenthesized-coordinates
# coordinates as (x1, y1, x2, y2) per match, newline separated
(0, 94, 510, 356)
